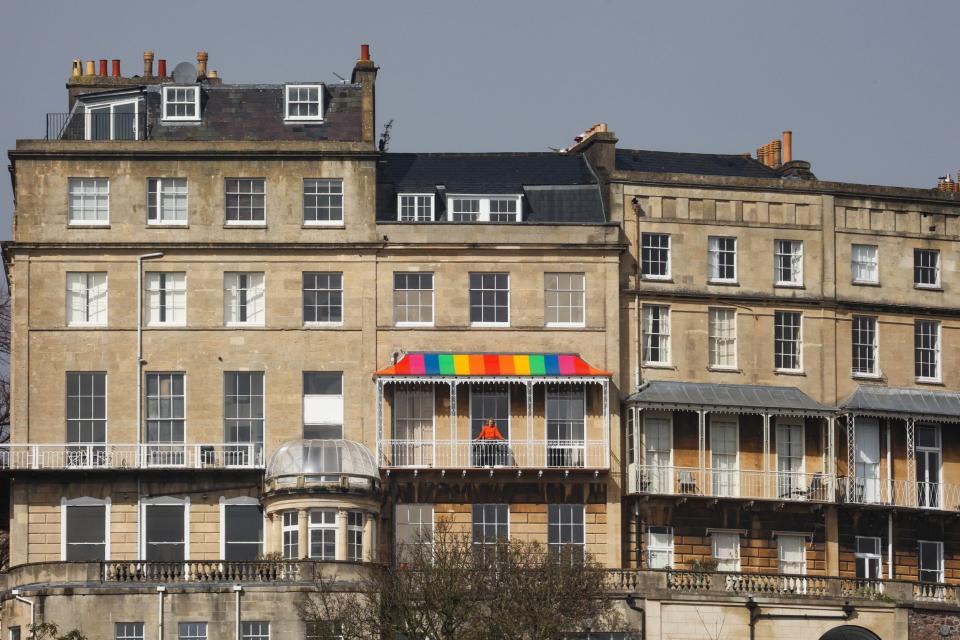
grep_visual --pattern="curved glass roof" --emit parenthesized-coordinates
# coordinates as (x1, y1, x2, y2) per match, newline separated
(266, 439, 379, 480)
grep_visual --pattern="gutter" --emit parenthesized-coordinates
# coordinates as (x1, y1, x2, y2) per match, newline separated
(625, 595, 645, 640)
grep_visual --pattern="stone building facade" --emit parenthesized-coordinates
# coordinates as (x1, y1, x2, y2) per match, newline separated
(0, 47, 959, 639)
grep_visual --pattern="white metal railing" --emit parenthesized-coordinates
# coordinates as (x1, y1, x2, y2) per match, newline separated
(839, 477, 960, 511)
(631, 465, 835, 502)
(379, 439, 608, 469)
(0, 443, 264, 470)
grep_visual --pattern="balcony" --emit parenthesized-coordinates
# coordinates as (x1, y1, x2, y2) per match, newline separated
(632, 465, 835, 502)
(380, 438, 608, 469)
(608, 569, 959, 606)
(375, 352, 612, 472)
(839, 477, 960, 511)
(0, 443, 264, 471)
(46, 111, 148, 141)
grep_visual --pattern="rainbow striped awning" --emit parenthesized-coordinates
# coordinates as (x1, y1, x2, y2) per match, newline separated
(375, 353, 610, 378)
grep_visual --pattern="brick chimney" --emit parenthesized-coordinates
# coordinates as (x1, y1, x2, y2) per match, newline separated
(351, 44, 378, 147)
(756, 139, 782, 168)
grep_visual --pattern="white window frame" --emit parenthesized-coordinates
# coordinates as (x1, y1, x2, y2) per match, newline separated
(147, 178, 188, 226)
(710, 415, 740, 497)
(774, 310, 803, 373)
(472, 504, 510, 558)
(224, 178, 267, 226)
(284, 84, 324, 121)
(641, 233, 671, 280)
(914, 248, 941, 289)
(647, 525, 673, 570)
(347, 511, 364, 562)
(240, 621, 270, 640)
(708, 307, 737, 370)
(776, 534, 807, 575)
(855, 536, 882, 580)
(302, 272, 344, 327)
(547, 504, 586, 560)
(140, 495, 190, 560)
(177, 622, 207, 640)
(707, 236, 737, 284)
(219, 496, 264, 561)
(398, 194, 435, 222)
(851, 244, 879, 284)
(162, 85, 200, 122)
(709, 530, 742, 572)
(145, 272, 187, 327)
(774, 239, 804, 287)
(915, 319, 941, 383)
(303, 371, 344, 439)
(224, 272, 266, 327)
(66, 272, 108, 327)
(393, 272, 435, 327)
(641, 304, 671, 366)
(919, 540, 944, 584)
(544, 272, 586, 328)
(303, 178, 343, 226)
(308, 508, 338, 560)
(445, 194, 522, 222)
(469, 272, 510, 327)
(67, 177, 110, 226)
(114, 622, 145, 640)
(281, 510, 299, 559)
(61, 496, 111, 561)
(396, 504, 435, 557)
(851, 315, 879, 378)
(83, 99, 140, 141)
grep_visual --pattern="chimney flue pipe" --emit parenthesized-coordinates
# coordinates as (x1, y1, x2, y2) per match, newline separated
(783, 131, 793, 164)
(158, 59, 167, 77)
(99, 59, 108, 76)
(143, 51, 154, 77)
(197, 51, 208, 76)
(360, 44, 370, 61)
(112, 59, 121, 77)
(85, 60, 95, 76)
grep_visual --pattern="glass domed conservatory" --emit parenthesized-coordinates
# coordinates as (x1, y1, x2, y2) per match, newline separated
(262, 439, 380, 562)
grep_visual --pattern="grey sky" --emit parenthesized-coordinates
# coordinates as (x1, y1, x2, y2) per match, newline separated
(1, 1, 957, 239)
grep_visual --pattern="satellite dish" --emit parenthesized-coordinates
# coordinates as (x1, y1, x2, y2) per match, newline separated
(171, 62, 197, 84)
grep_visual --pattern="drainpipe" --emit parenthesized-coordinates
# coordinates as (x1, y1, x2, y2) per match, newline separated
(888, 512, 894, 579)
(156, 585, 165, 640)
(233, 584, 243, 640)
(11, 589, 34, 630)
(137, 253, 164, 458)
(625, 595, 645, 640)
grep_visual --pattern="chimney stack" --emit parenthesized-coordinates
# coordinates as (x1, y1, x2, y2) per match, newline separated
(782, 131, 792, 164)
(351, 44, 378, 147)
(197, 51, 208, 77)
(756, 139, 782, 168)
(158, 59, 167, 78)
(143, 51, 154, 77)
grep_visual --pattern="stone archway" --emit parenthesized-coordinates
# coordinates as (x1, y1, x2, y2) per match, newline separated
(819, 625, 882, 640)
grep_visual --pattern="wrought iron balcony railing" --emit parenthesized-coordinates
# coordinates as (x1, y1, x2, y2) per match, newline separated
(629, 465, 835, 502)
(46, 112, 148, 141)
(0, 443, 264, 470)
(379, 439, 608, 470)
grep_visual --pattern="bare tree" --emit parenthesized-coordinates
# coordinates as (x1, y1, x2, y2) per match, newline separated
(297, 519, 624, 640)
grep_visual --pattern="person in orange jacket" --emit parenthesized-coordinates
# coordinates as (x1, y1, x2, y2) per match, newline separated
(474, 418, 507, 466)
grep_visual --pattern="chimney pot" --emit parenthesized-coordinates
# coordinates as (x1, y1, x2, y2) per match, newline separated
(360, 44, 370, 61)
(99, 59, 108, 77)
(196, 51, 208, 76)
(208, 69, 218, 79)
(158, 59, 167, 78)
(112, 59, 121, 77)
(85, 60, 95, 76)
(782, 131, 793, 164)
(71, 59, 82, 78)
(143, 51, 154, 77)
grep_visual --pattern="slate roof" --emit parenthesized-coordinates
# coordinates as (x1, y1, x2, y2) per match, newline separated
(376, 153, 606, 223)
(840, 385, 960, 419)
(615, 148, 780, 179)
(626, 380, 832, 414)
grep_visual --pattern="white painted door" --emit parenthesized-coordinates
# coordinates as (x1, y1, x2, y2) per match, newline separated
(776, 420, 805, 497)
(711, 417, 738, 497)
(644, 415, 672, 493)
(855, 418, 881, 503)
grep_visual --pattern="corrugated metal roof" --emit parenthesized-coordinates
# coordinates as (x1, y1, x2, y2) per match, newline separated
(626, 380, 832, 413)
(840, 385, 960, 418)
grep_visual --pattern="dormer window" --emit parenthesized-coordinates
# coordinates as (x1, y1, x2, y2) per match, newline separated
(398, 194, 434, 222)
(285, 84, 324, 121)
(84, 99, 140, 140)
(162, 86, 200, 121)
(447, 195, 521, 222)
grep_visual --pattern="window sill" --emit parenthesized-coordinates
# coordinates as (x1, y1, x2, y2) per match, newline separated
(708, 366, 741, 373)
(68, 223, 110, 229)
(225, 323, 266, 328)
(707, 280, 739, 287)
(774, 283, 805, 290)
(302, 222, 345, 229)
(641, 277, 673, 283)
(145, 323, 187, 329)
(470, 323, 512, 328)
(161, 117, 201, 123)
(916, 378, 945, 386)
(643, 363, 675, 370)
(394, 322, 435, 328)
(66, 323, 108, 328)
(284, 118, 326, 124)
(774, 369, 805, 377)
(851, 280, 881, 287)
(147, 222, 189, 228)
(546, 323, 586, 329)
(304, 322, 344, 329)
(852, 372, 883, 381)
(224, 222, 267, 228)
(914, 285, 943, 292)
